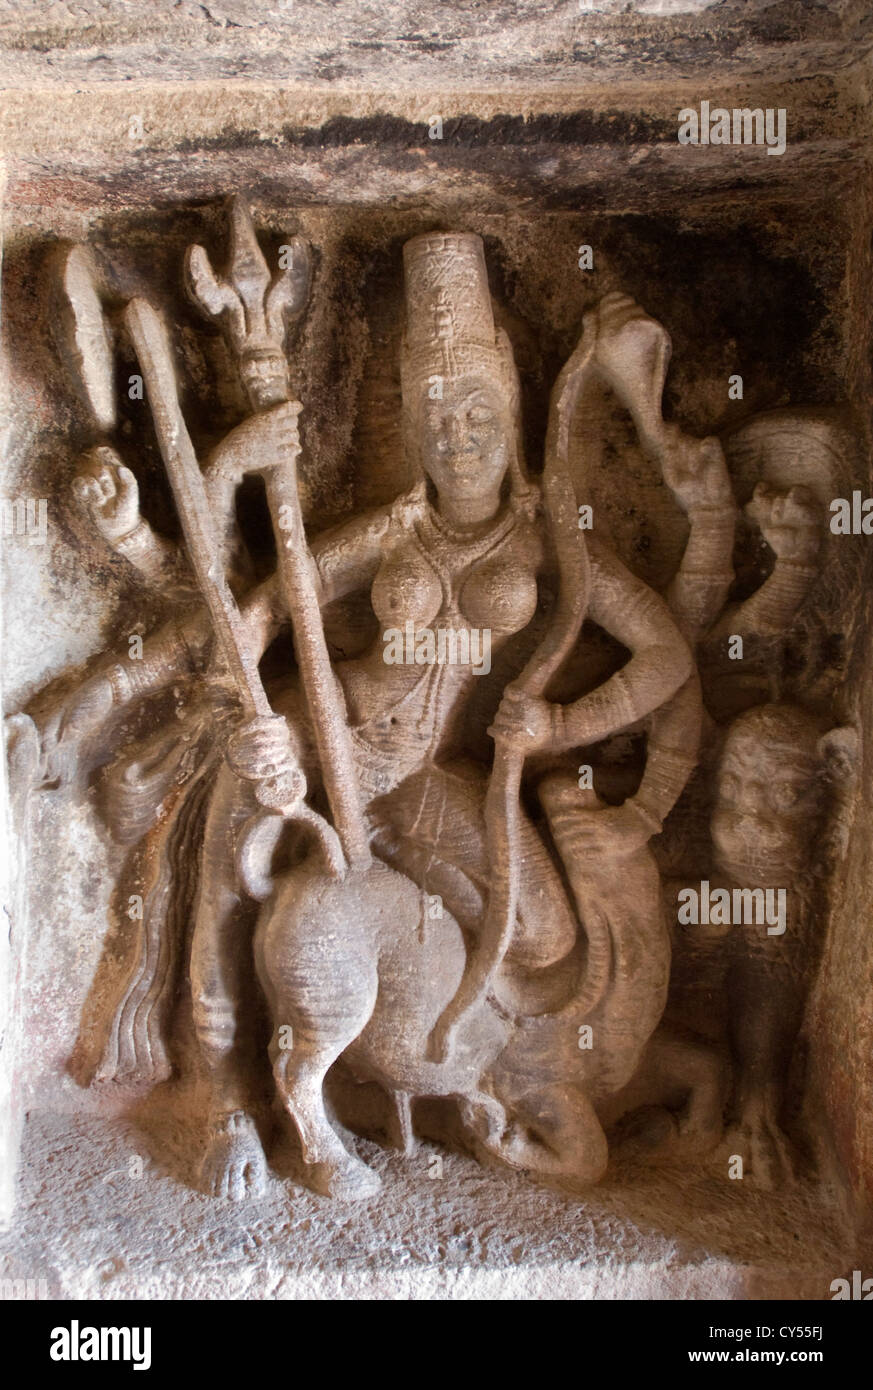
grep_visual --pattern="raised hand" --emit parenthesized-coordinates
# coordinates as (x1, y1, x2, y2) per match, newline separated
(660, 428, 734, 513)
(745, 482, 820, 563)
(74, 446, 141, 544)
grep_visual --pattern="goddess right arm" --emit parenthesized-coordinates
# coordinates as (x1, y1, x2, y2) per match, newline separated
(309, 496, 410, 604)
(74, 447, 193, 595)
(710, 483, 820, 640)
(36, 489, 403, 780)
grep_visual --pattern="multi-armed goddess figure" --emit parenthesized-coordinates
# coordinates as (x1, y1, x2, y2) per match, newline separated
(32, 199, 820, 1200)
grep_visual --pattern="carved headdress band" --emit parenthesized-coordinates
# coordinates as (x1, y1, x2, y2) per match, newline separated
(401, 233, 508, 388)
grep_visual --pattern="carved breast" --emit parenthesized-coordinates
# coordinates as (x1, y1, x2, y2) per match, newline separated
(370, 550, 443, 629)
(460, 558, 537, 634)
(370, 532, 538, 638)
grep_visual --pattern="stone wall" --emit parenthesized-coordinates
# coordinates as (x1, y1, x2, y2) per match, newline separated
(1, 0, 871, 1274)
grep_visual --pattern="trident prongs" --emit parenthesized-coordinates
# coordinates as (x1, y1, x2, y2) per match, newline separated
(184, 195, 312, 381)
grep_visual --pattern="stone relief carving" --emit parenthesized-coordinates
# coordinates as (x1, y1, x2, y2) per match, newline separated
(8, 196, 860, 1202)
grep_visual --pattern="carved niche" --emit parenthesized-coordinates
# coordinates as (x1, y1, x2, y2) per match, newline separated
(8, 196, 860, 1201)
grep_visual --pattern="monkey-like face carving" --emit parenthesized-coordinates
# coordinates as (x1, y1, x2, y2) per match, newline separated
(418, 376, 511, 511)
(711, 706, 823, 885)
(241, 349, 289, 411)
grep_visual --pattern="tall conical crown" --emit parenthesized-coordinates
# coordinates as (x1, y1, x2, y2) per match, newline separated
(401, 232, 507, 389)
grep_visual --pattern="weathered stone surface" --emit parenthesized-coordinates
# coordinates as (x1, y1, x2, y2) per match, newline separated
(1, 0, 872, 1297)
(0, 1109, 860, 1299)
(0, 0, 870, 89)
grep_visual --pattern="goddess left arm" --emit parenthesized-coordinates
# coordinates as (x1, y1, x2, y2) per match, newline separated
(563, 538, 701, 835)
(491, 535, 700, 841)
(652, 427, 737, 647)
(549, 536, 694, 749)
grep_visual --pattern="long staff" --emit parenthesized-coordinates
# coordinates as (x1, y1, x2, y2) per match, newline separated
(184, 200, 371, 870)
(125, 299, 272, 725)
(256, 406, 371, 869)
(125, 295, 349, 885)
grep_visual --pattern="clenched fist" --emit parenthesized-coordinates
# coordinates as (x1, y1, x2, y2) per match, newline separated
(488, 684, 555, 755)
(226, 714, 306, 813)
(206, 400, 302, 483)
(74, 446, 141, 544)
(226, 714, 298, 779)
(660, 427, 734, 513)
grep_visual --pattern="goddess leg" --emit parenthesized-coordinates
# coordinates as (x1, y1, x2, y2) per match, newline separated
(368, 759, 577, 969)
(190, 760, 268, 1198)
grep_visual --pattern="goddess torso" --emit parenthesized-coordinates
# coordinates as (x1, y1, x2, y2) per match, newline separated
(331, 495, 543, 794)
(369, 502, 540, 633)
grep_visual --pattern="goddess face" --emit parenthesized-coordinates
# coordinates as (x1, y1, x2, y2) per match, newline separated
(418, 376, 512, 509)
